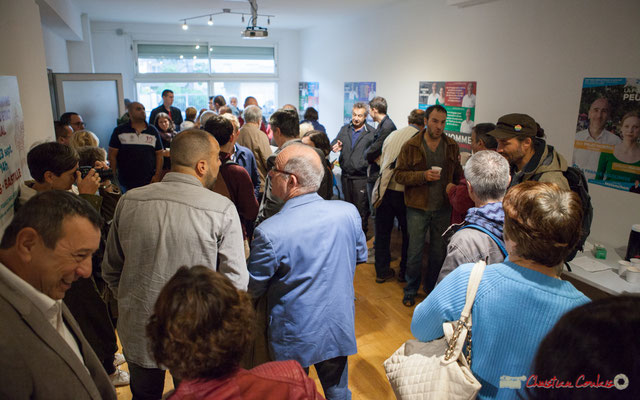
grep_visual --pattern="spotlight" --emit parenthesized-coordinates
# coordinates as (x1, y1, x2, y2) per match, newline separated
(208, 16, 213, 26)
(179, 55, 184, 59)
(195, 45, 200, 49)
(193, 56, 197, 59)
(182, 20, 188, 30)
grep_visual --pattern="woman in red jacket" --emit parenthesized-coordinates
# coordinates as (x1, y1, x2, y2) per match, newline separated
(147, 266, 324, 400)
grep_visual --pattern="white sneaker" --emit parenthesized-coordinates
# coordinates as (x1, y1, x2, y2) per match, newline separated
(113, 353, 126, 367)
(109, 368, 130, 387)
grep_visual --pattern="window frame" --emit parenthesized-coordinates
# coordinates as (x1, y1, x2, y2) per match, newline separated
(133, 41, 279, 113)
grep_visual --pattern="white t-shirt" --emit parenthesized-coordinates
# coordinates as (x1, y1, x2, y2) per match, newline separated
(572, 128, 621, 180)
(462, 94, 476, 108)
(427, 94, 439, 105)
(460, 119, 474, 134)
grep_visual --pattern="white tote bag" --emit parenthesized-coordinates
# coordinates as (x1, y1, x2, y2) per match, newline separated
(384, 261, 485, 400)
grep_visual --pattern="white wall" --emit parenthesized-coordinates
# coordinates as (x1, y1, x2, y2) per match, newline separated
(299, 0, 640, 245)
(0, 0, 55, 149)
(42, 25, 70, 72)
(90, 21, 300, 105)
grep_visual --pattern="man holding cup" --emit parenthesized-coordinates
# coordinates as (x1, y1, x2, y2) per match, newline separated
(395, 105, 463, 306)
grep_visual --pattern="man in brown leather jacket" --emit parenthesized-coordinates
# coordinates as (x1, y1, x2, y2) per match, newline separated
(395, 105, 462, 306)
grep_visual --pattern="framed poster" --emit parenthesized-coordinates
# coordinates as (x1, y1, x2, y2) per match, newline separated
(299, 82, 319, 114)
(418, 81, 476, 152)
(572, 78, 640, 193)
(0, 76, 27, 232)
(344, 82, 376, 125)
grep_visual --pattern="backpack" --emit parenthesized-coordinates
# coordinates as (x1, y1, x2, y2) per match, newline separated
(458, 224, 508, 258)
(443, 222, 508, 260)
(531, 166, 593, 262)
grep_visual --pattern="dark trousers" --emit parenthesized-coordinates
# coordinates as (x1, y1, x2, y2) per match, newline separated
(404, 206, 451, 296)
(129, 363, 181, 400)
(341, 175, 370, 234)
(374, 189, 408, 278)
(304, 356, 350, 400)
(63, 277, 118, 375)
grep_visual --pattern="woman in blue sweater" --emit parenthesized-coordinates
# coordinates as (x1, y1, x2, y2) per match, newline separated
(411, 181, 590, 399)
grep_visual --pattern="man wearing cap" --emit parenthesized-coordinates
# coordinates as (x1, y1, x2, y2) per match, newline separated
(395, 105, 463, 307)
(489, 113, 569, 190)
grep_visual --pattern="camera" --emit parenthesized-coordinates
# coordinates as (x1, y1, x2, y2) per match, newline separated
(79, 165, 114, 181)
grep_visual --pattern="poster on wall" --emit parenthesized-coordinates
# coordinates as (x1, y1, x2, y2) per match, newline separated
(572, 78, 640, 193)
(418, 81, 477, 152)
(344, 82, 376, 124)
(299, 82, 319, 115)
(0, 76, 27, 233)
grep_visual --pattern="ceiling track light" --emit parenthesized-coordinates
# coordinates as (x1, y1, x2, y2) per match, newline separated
(178, 2, 274, 34)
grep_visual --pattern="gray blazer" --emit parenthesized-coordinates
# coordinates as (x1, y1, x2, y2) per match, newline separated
(0, 275, 116, 400)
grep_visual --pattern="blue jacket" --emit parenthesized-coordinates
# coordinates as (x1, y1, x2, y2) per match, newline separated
(248, 193, 367, 367)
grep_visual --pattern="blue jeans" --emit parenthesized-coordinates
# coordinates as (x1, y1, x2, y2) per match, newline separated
(404, 206, 451, 296)
(304, 356, 350, 400)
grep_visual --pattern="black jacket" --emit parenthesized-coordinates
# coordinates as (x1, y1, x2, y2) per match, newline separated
(366, 115, 397, 181)
(332, 122, 375, 177)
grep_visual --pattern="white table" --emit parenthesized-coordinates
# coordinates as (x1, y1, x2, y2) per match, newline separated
(563, 243, 640, 296)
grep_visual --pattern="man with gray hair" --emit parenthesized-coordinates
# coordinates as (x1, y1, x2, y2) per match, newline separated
(102, 129, 247, 399)
(248, 143, 367, 399)
(237, 104, 273, 197)
(437, 150, 511, 283)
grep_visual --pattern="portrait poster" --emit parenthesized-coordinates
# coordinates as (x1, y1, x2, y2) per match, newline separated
(0, 76, 27, 233)
(344, 82, 376, 125)
(418, 81, 477, 152)
(298, 82, 319, 115)
(572, 78, 640, 193)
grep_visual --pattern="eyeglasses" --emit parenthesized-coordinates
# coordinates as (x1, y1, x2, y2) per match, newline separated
(269, 167, 295, 179)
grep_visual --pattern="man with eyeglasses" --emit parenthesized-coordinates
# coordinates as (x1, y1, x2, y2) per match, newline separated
(248, 143, 367, 400)
(60, 112, 86, 132)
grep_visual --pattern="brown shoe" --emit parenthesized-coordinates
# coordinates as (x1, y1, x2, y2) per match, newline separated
(375, 269, 395, 283)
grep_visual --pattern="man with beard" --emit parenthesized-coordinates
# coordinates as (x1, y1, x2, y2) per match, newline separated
(489, 113, 569, 190)
(102, 129, 247, 400)
(395, 105, 463, 307)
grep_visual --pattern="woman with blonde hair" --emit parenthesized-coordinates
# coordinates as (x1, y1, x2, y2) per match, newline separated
(69, 130, 99, 148)
(596, 111, 640, 184)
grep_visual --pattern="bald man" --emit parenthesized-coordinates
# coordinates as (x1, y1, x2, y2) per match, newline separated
(248, 144, 367, 399)
(102, 129, 247, 399)
(108, 101, 164, 192)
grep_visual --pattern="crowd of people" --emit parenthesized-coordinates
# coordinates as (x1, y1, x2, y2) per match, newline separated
(0, 90, 638, 400)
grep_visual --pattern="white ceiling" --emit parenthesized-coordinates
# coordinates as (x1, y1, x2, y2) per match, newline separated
(70, 0, 408, 30)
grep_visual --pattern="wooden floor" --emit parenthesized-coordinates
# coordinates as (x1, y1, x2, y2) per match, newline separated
(116, 232, 419, 399)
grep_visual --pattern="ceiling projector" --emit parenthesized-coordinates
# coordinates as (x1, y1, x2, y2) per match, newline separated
(242, 26, 268, 38)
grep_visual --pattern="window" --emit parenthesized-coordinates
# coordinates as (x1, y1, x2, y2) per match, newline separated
(210, 46, 275, 74)
(138, 44, 209, 74)
(136, 44, 275, 75)
(137, 82, 209, 119)
(135, 42, 278, 120)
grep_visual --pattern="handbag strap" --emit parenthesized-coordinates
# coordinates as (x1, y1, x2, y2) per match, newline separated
(444, 261, 486, 363)
(460, 260, 486, 322)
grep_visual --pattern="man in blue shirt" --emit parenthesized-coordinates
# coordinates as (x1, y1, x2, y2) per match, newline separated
(108, 102, 164, 192)
(248, 143, 367, 400)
